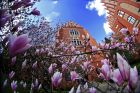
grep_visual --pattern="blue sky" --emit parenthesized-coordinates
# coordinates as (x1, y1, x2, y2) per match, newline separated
(35, 0, 113, 42)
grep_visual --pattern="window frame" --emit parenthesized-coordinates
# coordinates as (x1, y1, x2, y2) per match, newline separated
(118, 10, 124, 17)
(127, 16, 136, 24)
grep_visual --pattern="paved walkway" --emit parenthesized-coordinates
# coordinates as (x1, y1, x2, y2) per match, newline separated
(93, 76, 140, 93)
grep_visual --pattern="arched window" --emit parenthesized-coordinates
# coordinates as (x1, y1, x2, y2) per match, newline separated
(69, 29, 79, 36)
(71, 39, 82, 46)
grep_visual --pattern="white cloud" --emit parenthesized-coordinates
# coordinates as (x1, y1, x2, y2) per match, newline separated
(86, 0, 106, 16)
(52, 1, 58, 4)
(86, 0, 113, 35)
(45, 12, 60, 22)
(103, 21, 113, 35)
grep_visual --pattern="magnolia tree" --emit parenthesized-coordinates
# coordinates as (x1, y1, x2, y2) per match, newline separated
(0, 0, 140, 93)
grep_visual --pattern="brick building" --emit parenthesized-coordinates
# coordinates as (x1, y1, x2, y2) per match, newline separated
(102, 0, 140, 41)
(56, 21, 103, 80)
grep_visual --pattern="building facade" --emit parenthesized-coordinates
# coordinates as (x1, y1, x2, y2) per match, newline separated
(56, 21, 102, 80)
(102, 0, 140, 39)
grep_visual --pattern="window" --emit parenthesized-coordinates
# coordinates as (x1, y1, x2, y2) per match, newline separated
(127, 16, 136, 24)
(72, 39, 82, 46)
(115, 25, 118, 29)
(118, 10, 124, 17)
(69, 30, 79, 36)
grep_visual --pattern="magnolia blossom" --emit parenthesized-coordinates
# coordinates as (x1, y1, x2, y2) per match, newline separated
(129, 66, 138, 90)
(70, 71, 79, 81)
(3, 79, 8, 87)
(70, 56, 77, 64)
(62, 64, 67, 71)
(11, 1, 24, 10)
(48, 64, 53, 74)
(9, 71, 15, 79)
(117, 53, 130, 80)
(9, 34, 31, 57)
(120, 28, 128, 35)
(11, 81, 17, 91)
(38, 84, 42, 90)
(76, 85, 81, 93)
(133, 27, 139, 35)
(30, 8, 40, 16)
(69, 87, 75, 93)
(115, 42, 121, 48)
(0, 14, 11, 27)
(23, 82, 27, 88)
(81, 61, 90, 71)
(101, 59, 109, 65)
(101, 64, 111, 80)
(22, 60, 27, 69)
(35, 49, 40, 55)
(11, 57, 16, 66)
(48, 63, 57, 74)
(89, 87, 96, 93)
(71, 46, 75, 52)
(32, 61, 38, 69)
(84, 82, 88, 89)
(112, 69, 124, 85)
(124, 37, 130, 43)
(51, 71, 62, 87)
(91, 46, 97, 52)
(31, 78, 41, 89)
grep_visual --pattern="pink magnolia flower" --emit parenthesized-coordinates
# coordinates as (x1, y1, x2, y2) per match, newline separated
(115, 42, 121, 48)
(81, 61, 90, 71)
(0, 9, 7, 17)
(48, 64, 53, 74)
(117, 53, 130, 80)
(129, 66, 138, 90)
(133, 27, 139, 35)
(11, 1, 24, 10)
(35, 79, 39, 88)
(124, 37, 130, 43)
(112, 69, 124, 85)
(22, 59, 27, 69)
(11, 57, 16, 66)
(48, 63, 57, 73)
(70, 56, 77, 64)
(31, 79, 41, 89)
(32, 61, 38, 69)
(3, 79, 8, 87)
(9, 34, 31, 57)
(11, 80, 17, 91)
(62, 64, 67, 71)
(30, 8, 40, 16)
(101, 59, 109, 65)
(51, 71, 62, 87)
(38, 84, 42, 90)
(35, 49, 40, 55)
(76, 85, 81, 93)
(69, 87, 75, 93)
(71, 46, 75, 52)
(23, 82, 27, 88)
(89, 87, 96, 93)
(23, 0, 34, 7)
(91, 46, 97, 52)
(0, 14, 11, 27)
(84, 82, 88, 89)
(101, 64, 111, 80)
(120, 28, 128, 35)
(9, 71, 15, 79)
(70, 71, 79, 81)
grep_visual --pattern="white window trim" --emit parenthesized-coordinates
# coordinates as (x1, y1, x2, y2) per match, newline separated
(118, 10, 124, 17)
(127, 16, 136, 24)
